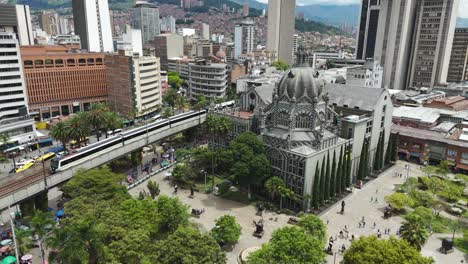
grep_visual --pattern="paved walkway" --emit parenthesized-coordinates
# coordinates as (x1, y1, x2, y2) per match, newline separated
(321, 160, 466, 264)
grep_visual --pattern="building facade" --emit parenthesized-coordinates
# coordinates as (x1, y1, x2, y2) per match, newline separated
(346, 59, 383, 88)
(20, 45, 108, 120)
(213, 49, 393, 210)
(38, 11, 60, 36)
(266, 0, 295, 64)
(408, 0, 459, 88)
(106, 50, 162, 117)
(202, 23, 210, 40)
(0, 32, 35, 144)
(0, 4, 33, 46)
(72, 0, 114, 53)
(132, 1, 160, 45)
(448, 28, 468, 83)
(160, 16, 176, 33)
(153, 34, 184, 70)
(188, 60, 228, 99)
(234, 20, 256, 59)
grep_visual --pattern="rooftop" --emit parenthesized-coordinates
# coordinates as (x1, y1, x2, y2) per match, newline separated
(392, 125, 468, 148)
(326, 83, 386, 112)
(393, 106, 440, 124)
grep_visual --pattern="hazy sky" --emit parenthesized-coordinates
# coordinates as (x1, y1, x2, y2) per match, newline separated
(257, 0, 468, 18)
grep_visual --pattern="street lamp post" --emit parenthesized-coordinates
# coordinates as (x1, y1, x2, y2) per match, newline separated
(201, 170, 207, 191)
(8, 205, 20, 264)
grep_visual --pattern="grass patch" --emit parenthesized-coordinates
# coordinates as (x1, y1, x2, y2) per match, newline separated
(455, 230, 468, 254)
(193, 175, 225, 193)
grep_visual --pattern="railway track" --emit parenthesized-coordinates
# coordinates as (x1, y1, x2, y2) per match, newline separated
(0, 170, 49, 198)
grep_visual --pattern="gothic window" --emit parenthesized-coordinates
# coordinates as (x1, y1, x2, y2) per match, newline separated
(277, 111, 289, 127)
(270, 150, 283, 169)
(296, 113, 312, 129)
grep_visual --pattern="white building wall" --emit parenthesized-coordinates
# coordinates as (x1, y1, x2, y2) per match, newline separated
(234, 26, 243, 59)
(15, 5, 33, 46)
(133, 56, 162, 116)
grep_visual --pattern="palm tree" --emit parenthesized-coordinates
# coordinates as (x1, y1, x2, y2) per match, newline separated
(103, 111, 122, 137)
(47, 219, 105, 264)
(67, 112, 91, 148)
(88, 103, 109, 141)
(399, 215, 429, 250)
(29, 210, 55, 262)
(14, 228, 33, 256)
(265, 176, 285, 201)
(49, 121, 70, 151)
(175, 96, 189, 113)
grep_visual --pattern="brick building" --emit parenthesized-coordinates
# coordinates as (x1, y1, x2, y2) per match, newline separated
(20, 45, 107, 120)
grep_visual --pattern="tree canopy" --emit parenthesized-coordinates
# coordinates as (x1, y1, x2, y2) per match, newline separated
(61, 167, 129, 200)
(248, 226, 325, 264)
(342, 236, 434, 264)
(210, 215, 242, 245)
(271, 60, 290, 71)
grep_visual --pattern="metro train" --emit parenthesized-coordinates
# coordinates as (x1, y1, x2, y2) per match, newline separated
(50, 101, 235, 173)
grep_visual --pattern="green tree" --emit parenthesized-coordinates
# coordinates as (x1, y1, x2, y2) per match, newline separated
(154, 195, 190, 233)
(163, 107, 173, 118)
(336, 146, 343, 196)
(147, 181, 160, 199)
(265, 176, 285, 201)
(421, 166, 438, 177)
(210, 215, 242, 245)
(435, 160, 450, 178)
(193, 95, 209, 110)
(312, 161, 320, 209)
(399, 214, 430, 250)
(15, 228, 32, 257)
(163, 88, 179, 108)
(103, 111, 122, 137)
(29, 210, 55, 262)
(342, 236, 434, 264)
(248, 226, 325, 264)
(373, 130, 384, 171)
(61, 167, 129, 200)
(324, 152, 331, 201)
(345, 145, 352, 188)
(168, 71, 184, 89)
(385, 192, 410, 211)
(175, 95, 190, 112)
(204, 115, 232, 142)
(172, 163, 195, 183)
(298, 214, 326, 243)
(88, 103, 109, 141)
(385, 133, 393, 165)
(409, 190, 435, 208)
(358, 138, 369, 180)
(319, 155, 326, 206)
(271, 60, 290, 71)
(66, 111, 91, 147)
(330, 150, 337, 198)
(229, 132, 270, 198)
(154, 226, 225, 264)
(49, 121, 70, 150)
(405, 207, 434, 230)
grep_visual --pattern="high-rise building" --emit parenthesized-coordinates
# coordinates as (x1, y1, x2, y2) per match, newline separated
(266, 0, 295, 64)
(0, 4, 33, 46)
(346, 59, 383, 88)
(408, 0, 459, 88)
(106, 50, 162, 117)
(21, 45, 108, 120)
(160, 16, 176, 33)
(38, 11, 60, 36)
(189, 60, 228, 99)
(243, 3, 249, 17)
(202, 23, 210, 40)
(372, 0, 417, 90)
(72, 0, 114, 53)
(356, 0, 383, 60)
(292, 34, 298, 62)
(234, 20, 256, 59)
(357, 0, 459, 90)
(116, 26, 143, 56)
(132, 1, 160, 45)
(153, 34, 184, 70)
(0, 32, 35, 143)
(448, 28, 468, 83)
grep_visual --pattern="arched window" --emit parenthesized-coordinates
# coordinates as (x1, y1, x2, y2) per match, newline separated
(277, 111, 289, 127)
(296, 113, 312, 129)
(269, 149, 282, 169)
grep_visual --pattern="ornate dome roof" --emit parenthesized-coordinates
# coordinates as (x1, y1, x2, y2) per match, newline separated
(216, 50, 226, 58)
(277, 66, 324, 101)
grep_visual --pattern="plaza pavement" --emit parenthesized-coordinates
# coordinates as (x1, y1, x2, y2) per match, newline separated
(130, 160, 466, 264)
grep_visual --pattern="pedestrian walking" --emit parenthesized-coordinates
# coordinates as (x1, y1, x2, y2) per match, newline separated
(373, 222, 376, 229)
(363, 221, 366, 228)
(375, 197, 378, 203)
(358, 222, 362, 228)
(377, 229, 382, 238)
(370, 196, 373, 202)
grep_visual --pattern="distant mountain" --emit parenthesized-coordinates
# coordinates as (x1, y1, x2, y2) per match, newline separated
(296, 4, 360, 27)
(230, 0, 267, 10)
(457, 17, 468, 27)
